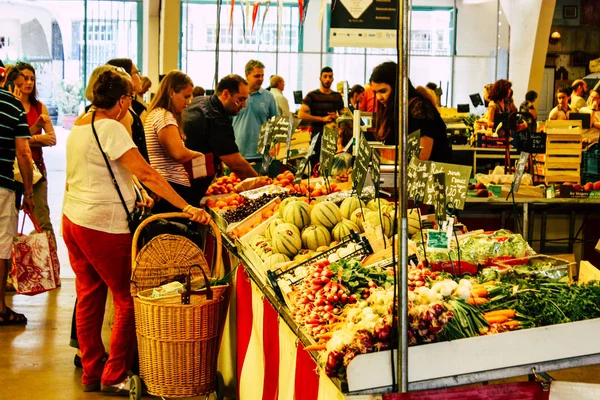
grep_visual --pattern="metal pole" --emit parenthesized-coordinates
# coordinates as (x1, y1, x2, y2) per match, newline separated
(397, 0, 410, 393)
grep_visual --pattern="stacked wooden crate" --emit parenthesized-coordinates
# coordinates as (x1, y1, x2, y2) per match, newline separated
(544, 120, 583, 185)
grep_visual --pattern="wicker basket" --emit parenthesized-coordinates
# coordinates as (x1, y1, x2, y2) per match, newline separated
(130, 213, 223, 297)
(130, 213, 228, 398)
(134, 283, 229, 397)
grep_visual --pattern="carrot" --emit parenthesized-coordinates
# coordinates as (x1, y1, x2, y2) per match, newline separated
(484, 309, 516, 319)
(303, 344, 327, 351)
(502, 320, 520, 329)
(470, 287, 488, 297)
(467, 297, 488, 306)
(484, 315, 509, 324)
(316, 332, 333, 339)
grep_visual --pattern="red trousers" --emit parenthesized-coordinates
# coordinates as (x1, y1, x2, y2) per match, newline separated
(62, 215, 135, 386)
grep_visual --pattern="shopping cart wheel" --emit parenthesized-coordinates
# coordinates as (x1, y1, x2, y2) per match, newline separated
(129, 374, 142, 400)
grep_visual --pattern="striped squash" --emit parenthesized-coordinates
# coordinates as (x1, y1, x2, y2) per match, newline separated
(339, 197, 366, 219)
(283, 201, 312, 230)
(350, 208, 371, 233)
(264, 253, 291, 270)
(265, 218, 285, 241)
(272, 223, 302, 257)
(332, 219, 360, 241)
(278, 197, 302, 218)
(311, 201, 342, 229)
(367, 198, 391, 211)
(301, 225, 332, 251)
(365, 211, 394, 238)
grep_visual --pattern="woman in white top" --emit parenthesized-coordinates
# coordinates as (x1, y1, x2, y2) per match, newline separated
(62, 70, 210, 395)
(144, 70, 204, 213)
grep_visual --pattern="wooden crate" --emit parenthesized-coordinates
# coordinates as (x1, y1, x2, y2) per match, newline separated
(545, 120, 582, 184)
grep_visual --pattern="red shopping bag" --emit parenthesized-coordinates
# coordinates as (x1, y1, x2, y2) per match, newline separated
(383, 381, 549, 400)
(11, 211, 58, 295)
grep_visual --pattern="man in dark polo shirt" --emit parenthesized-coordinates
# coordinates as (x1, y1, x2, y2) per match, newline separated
(183, 74, 258, 206)
(0, 67, 35, 325)
(298, 66, 344, 166)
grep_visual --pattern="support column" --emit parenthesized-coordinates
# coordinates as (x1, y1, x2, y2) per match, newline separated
(502, 0, 556, 103)
(159, 0, 181, 74)
(143, 0, 160, 95)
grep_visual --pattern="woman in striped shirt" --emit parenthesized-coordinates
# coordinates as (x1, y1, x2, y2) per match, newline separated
(144, 70, 204, 212)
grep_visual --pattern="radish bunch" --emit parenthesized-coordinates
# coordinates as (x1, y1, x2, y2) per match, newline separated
(408, 264, 439, 291)
(292, 259, 357, 338)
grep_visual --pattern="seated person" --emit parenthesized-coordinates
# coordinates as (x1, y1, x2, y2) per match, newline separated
(549, 87, 575, 120)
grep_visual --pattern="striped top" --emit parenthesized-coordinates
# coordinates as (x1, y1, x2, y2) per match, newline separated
(0, 89, 31, 191)
(144, 108, 190, 187)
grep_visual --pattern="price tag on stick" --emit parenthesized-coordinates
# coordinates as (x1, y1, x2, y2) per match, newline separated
(424, 162, 472, 210)
(407, 130, 421, 161)
(352, 133, 371, 196)
(320, 126, 338, 178)
(294, 133, 320, 184)
(370, 149, 381, 193)
(257, 120, 271, 154)
(432, 172, 447, 221)
(407, 158, 431, 199)
(512, 151, 529, 193)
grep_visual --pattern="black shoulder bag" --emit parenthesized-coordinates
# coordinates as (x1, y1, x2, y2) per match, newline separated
(90, 111, 204, 248)
(90, 111, 147, 235)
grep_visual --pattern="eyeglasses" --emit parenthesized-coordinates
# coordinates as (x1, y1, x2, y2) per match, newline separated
(124, 94, 135, 99)
(132, 70, 141, 76)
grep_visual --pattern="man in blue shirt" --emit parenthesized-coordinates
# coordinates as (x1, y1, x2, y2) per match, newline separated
(233, 60, 278, 162)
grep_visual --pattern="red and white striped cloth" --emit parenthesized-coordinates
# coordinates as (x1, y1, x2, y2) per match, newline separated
(235, 264, 344, 400)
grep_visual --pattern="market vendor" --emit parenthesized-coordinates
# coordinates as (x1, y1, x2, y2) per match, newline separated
(183, 74, 260, 206)
(369, 61, 451, 162)
(298, 66, 345, 166)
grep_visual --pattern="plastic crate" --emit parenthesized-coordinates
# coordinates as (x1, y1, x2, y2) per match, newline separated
(582, 143, 599, 176)
(582, 173, 600, 185)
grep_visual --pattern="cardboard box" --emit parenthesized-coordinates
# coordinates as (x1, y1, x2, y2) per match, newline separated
(578, 261, 600, 284)
(553, 184, 600, 199)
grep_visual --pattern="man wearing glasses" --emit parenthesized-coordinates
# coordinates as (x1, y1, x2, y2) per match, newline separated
(183, 74, 259, 205)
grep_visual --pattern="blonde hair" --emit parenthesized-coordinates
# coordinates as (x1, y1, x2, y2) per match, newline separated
(148, 70, 193, 139)
(85, 65, 131, 102)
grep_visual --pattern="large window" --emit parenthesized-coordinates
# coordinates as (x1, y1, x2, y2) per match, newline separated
(2, 0, 142, 120)
(181, 0, 507, 108)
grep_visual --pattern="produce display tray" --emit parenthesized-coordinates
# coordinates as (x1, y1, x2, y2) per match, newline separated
(345, 318, 600, 393)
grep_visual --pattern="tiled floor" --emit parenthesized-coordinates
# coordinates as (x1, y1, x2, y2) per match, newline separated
(0, 279, 219, 400)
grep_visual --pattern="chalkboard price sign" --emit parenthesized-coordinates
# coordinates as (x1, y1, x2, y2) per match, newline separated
(512, 131, 546, 153)
(294, 133, 320, 184)
(320, 126, 338, 178)
(407, 158, 431, 199)
(407, 130, 421, 161)
(424, 162, 472, 210)
(513, 151, 529, 193)
(432, 172, 447, 220)
(371, 148, 381, 193)
(352, 133, 371, 196)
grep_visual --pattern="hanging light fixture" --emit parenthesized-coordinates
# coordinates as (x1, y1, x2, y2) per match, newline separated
(549, 31, 561, 45)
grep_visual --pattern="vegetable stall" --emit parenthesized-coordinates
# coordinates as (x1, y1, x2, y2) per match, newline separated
(203, 169, 600, 398)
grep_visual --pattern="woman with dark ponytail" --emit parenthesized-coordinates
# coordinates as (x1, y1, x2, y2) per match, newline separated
(62, 70, 210, 395)
(370, 61, 451, 162)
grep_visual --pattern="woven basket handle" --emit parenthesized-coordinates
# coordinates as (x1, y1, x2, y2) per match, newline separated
(181, 265, 212, 305)
(131, 212, 223, 279)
